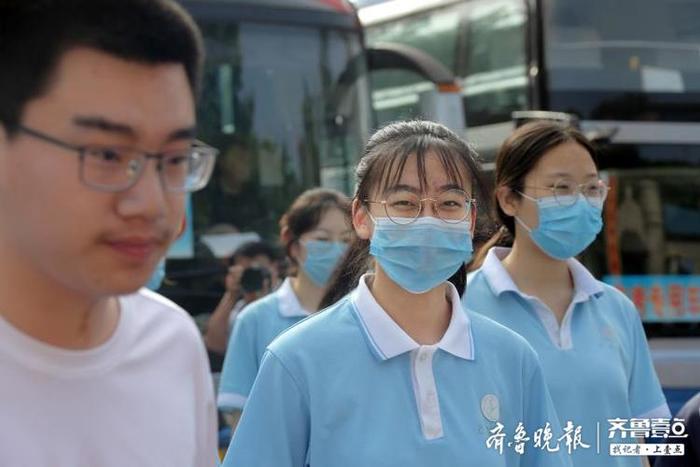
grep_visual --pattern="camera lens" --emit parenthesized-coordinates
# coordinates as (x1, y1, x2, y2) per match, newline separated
(240, 266, 271, 293)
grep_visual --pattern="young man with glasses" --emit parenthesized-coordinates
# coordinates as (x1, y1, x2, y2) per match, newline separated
(0, 1, 219, 465)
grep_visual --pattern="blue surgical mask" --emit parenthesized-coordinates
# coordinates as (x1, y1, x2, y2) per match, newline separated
(515, 194, 603, 260)
(369, 216, 473, 294)
(146, 258, 166, 291)
(302, 240, 348, 287)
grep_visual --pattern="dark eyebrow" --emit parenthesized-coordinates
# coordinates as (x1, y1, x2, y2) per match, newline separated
(384, 184, 421, 195)
(73, 116, 196, 143)
(384, 183, 468, 196)
(439, 183, 465, 192)
(168, 127, 197, 142)
(73, 116, 135, 136)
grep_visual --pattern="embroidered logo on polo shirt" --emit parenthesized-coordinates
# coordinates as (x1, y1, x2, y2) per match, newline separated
(601, 325, 619, 348)
(481, 394, 500, 422)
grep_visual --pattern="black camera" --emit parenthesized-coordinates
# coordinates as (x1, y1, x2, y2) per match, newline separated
(240, 266, 271, 293)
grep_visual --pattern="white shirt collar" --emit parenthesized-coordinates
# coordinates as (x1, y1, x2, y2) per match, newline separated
(480, 247, 604, 300)
(350, 274, 474, 361)
(277, 278, 312, 318)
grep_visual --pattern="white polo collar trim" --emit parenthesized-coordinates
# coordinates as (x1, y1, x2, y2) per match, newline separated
(481, 247, 604, 301)
(351, 274, 474, 361)
(277, 278, 312, 318)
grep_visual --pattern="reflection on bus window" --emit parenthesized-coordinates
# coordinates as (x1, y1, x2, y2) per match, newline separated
(367, 4, 461, 123)
(544, 0, 700, 120)
(545, 0, 700, 93)
(365, 0, 527, 127)
(460, 0, 527, 125)
(195, 22, 369, 238)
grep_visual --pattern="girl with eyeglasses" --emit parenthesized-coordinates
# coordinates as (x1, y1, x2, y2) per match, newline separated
(222, 121, 571, 467)
(217, 188, 352, 432)
(464, 121, 669, 467)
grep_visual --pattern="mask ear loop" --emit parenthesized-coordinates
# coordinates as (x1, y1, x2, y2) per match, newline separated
(513, 190, 538, 233)
(514, 216, 534, 233)
(515, 190, 538, 202)
(367, 210, 378, 225)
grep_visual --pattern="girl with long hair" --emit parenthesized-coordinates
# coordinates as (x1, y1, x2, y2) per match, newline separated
(223, 121, 571, 467)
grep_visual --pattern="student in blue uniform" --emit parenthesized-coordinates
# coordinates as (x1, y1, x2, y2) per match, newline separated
(464, 121, 670, 467)
(222, 121, 572, 467)
(217, 188, 352, 429)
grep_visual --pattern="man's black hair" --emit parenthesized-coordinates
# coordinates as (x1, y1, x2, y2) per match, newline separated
(232, 241, 281, 264)
(0, 0, 204, 135)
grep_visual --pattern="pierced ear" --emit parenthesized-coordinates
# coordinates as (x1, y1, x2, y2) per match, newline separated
(352, 198, 372, 240)
(496, 186, 520, 217)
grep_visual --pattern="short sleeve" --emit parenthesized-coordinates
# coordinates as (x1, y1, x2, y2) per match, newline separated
(218, 310, 260, 411)
(625, 303, 670, 419)
(521, 353, 573, 467)
(221, 350, 309, 467)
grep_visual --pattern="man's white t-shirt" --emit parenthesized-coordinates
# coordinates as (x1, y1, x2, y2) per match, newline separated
(0, 289, 219, 467)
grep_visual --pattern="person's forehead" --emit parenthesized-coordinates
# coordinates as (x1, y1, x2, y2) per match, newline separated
(251, 254, 273, 265)
(389, 153, 471, 192)
(528, 142, 596, 179)
(315, 207, 349, 229)
(24, 47, 195, 141)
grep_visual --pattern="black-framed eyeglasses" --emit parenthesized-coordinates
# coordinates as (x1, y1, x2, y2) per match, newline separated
(17, 125, 218, 193)
(365, 188, 476, 225)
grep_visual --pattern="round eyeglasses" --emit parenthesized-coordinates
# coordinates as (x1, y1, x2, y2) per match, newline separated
(17, 125, 218, 193)
(365, 188, 476, 225)
(522, 179, 610, 208)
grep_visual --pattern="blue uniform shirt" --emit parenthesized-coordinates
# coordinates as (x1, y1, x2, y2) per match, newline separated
(218, 278, 310, 411)
(223, 275, 572, 467)
(464, 247, 671, 467)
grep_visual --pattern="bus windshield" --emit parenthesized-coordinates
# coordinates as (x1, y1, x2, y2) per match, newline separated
(544, 0, 700, 120)
(165, 14, 371, 313)
(196, 22, 369, 234)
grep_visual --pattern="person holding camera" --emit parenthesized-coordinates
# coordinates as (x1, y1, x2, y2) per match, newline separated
(204, 241, 281, 360)
(217, 188, 352, 432)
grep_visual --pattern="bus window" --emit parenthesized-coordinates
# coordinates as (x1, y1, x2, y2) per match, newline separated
(162, 4, 372, 314)
(459, 0, 528, 126)
(366, 3, 462, 124)
(581, 145, 700, 328)
(364, 0, 528, 128)
(544, 0, 700, 121)
(195, 22, 369, 238)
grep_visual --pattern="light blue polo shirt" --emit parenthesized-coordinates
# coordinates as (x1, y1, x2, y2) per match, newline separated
(464, 247, 671, 467)
(217, 278, 310, 411)
(222, 275, 572, 467)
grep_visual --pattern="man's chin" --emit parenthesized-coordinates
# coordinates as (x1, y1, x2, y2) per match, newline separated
(98, 278, 152, 297)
